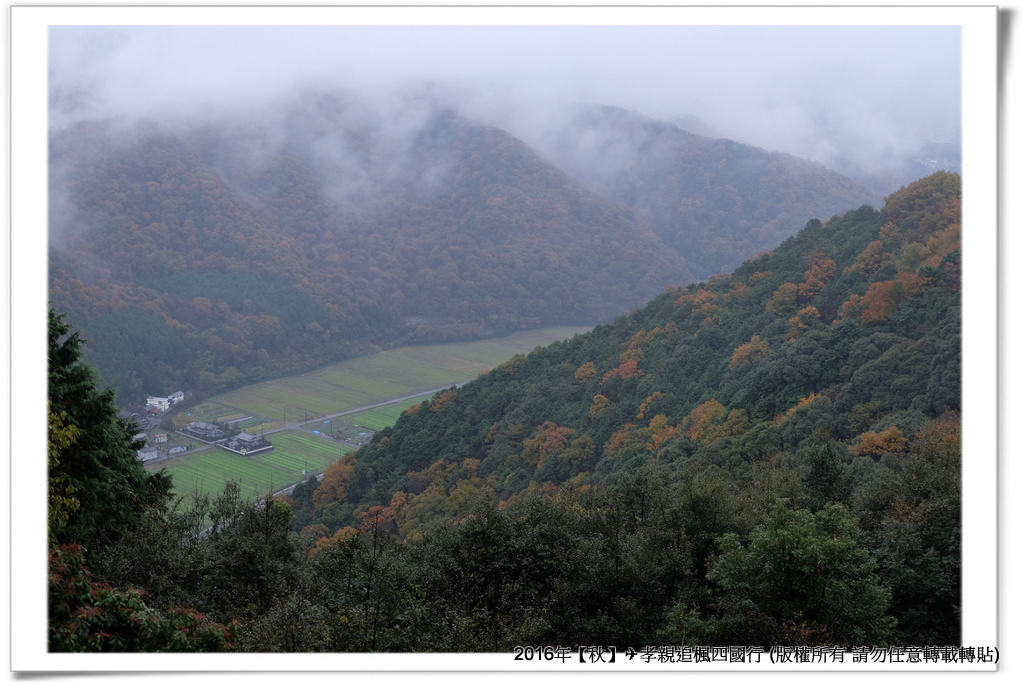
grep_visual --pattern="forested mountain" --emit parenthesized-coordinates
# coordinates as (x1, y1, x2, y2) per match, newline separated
(49, 93, 877, 402)
(49, 105, 686, 400)
(523, 105, 880, 277)
(48, 172, 960, 651)
(283, 172, 961, 647)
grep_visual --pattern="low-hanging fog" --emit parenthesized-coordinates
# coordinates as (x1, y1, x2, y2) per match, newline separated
(49, 24, 961, 190)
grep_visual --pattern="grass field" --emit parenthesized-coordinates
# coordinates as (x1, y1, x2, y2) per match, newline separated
(151, 429, 348, 502)
(263, 430, 349, 472)
(208, 326, 590, 424)
(186, 401, 246, 422)
(344, 398, 425, 431)
(151, 449, 293, 502)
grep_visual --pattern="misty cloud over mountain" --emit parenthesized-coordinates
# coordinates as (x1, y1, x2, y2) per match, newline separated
(49, 24, 960, 185)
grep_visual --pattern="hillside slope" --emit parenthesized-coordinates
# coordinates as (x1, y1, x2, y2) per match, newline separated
(294, 172, 961, 646)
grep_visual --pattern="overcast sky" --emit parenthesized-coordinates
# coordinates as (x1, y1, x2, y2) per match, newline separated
(49, 24, 961, 172)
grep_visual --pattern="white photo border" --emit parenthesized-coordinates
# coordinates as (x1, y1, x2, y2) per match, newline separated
(9, 3, 998, 673)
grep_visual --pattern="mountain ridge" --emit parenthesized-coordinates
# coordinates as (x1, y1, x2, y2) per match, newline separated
(50, 94, 895, 403)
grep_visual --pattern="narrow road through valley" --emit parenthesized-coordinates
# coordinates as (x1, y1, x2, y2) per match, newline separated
(262, 384, 461, 436)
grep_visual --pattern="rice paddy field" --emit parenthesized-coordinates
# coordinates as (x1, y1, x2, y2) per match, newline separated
(153, 325, 591, 502)
(192, 326, 589, 426)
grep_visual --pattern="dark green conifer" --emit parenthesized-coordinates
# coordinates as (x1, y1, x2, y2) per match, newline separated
(48, 309, 171, 553)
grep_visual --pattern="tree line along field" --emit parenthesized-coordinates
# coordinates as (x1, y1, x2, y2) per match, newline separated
(154, 326, 591, 501)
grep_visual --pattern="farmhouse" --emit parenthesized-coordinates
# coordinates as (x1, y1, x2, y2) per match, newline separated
(136, 447, 159, 462)
(220, 431, 273, 456)
(146, 396, 171, 412)
(182, 420, 228, 443)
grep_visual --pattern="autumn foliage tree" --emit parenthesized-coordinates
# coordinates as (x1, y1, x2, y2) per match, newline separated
(682, 398, 727, 442)
(851, 427, 908, 458)
(589, 394, 612, 418)
(431, 389, 458, 412)
(787, 306, 821, 339)
(521, 422, 575, 468)
(846, 239, 889, 277)
(313, 454, 357, 510)
(646, 414, 681, 452)
(798, 254, 838, 299)
(858, 273, 928, 324)
(574, 361, 597, 383)
(729, 335, 771, 370)
(602, 358, 644, 383)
